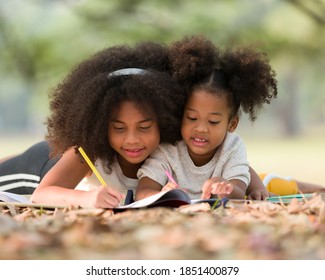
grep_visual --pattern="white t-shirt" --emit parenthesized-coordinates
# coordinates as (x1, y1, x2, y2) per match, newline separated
(76, 158, 138, 199)
(137, 132, 250, 199)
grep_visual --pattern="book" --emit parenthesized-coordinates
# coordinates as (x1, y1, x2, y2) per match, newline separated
(0, 189, 225, 209)
(116, 189, 230, 209)
(0, 191, 31, 203)
(9, 189, 316, 209)
(0, 191, 65, 209)
(265, 193, 316, 203)
(120, 191, 325, 209)
(117, 189, 192, 209)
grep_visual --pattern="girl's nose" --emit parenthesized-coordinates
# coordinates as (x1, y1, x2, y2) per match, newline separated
(125, 131, 140, 144)
(195, 122, 208, 133)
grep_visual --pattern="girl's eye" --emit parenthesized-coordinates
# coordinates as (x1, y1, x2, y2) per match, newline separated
(113, 126, 125, 130)
(187, 116, 197, 121)
(209, 121, 220, 125)
(139, 121, 153, 130)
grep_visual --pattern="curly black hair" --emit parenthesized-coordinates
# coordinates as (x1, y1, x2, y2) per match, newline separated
(168, 35, 278, 121)
(46, 42, 185, 166)
(168, 34, 220, 89)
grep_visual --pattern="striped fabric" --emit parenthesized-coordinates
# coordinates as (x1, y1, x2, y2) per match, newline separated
(0, 141, 59, 195)
(0, 173, 40, 194)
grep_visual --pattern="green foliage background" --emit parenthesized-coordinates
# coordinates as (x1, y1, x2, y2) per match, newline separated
(0, 0, 324, 137)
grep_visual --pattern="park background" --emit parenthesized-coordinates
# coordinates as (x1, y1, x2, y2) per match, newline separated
(0, 0, 324, 185)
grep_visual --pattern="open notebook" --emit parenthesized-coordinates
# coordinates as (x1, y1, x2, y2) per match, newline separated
(0, 191, 31, 203)
(117, 189, 193, 209)
(1, 190, 321, 209)
(0, 189, 223, 209)
(0, 191, 65, 209)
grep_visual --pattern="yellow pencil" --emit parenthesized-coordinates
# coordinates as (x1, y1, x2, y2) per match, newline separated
(78, 147, 107, 186)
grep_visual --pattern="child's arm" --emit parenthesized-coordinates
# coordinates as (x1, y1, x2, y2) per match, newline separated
(135, 177, 164, 200)
(246, 166, 271, 200)
(201, 177, 246, 200)
(136, 146, 176, 200)
(31, 147, 124, 208)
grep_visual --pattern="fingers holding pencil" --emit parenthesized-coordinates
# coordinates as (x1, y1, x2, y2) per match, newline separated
(88, 185, 125, 208)
(78, 146, 124, 208)
(163, 169, 188, 193)
(161, 181, 178, 192)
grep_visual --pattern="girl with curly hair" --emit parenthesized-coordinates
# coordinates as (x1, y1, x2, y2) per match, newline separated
(136, 35, 279, 200)
(30, 41, 186, 208)
(1, 35, 324, 201)
(161, 35, 324, 200)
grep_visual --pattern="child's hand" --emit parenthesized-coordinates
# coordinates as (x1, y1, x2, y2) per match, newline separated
(201, 177, 234, 199)
(87, 185, 124, 208)
(246, 189, 274, 200)
(161, 182, 178, 192)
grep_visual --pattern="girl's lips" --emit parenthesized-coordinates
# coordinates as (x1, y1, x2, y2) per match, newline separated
(191, 137, 208, 147)
(124, 148, 144, 158)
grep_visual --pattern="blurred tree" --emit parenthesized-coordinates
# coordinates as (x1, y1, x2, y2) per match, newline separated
(0, 0, 324, 136)
(285, 0, 325, 25)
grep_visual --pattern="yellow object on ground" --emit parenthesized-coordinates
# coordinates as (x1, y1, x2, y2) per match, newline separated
(259, 173, 299, 196)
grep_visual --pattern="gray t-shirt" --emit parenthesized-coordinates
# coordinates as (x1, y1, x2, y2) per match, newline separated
(137, 132, 250, 199)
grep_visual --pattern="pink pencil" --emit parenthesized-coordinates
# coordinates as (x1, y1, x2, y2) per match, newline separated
(164, 169, 178, 186)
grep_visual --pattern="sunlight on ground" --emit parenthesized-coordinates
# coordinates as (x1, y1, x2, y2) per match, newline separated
(1, 131, 324, 186)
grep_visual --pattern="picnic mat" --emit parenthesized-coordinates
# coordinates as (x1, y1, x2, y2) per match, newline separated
(1, 194, 325, 259)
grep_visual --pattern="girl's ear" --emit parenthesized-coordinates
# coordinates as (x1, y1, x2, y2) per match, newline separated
(228, 115, 239, 132)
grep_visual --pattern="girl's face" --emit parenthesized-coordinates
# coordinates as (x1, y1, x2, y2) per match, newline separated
(181, 89, 238, 166)
(108, 101, 160, 167)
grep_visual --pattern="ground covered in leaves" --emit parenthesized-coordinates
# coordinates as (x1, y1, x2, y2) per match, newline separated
(1, 195, 325, 260)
